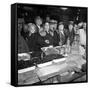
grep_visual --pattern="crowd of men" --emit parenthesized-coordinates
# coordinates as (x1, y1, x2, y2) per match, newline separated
(18, 16, 86, 58)
(18, 16, 87, 83)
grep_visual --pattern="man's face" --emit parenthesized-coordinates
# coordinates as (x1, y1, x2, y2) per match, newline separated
(58, 24, 64, 31)
(54, 23, 57, 30)
(18, 19, 24, 32)
(18, 23, 22, 31)
(69, 24, 73, 31)
(36, 19, 42, 26)
(83, 23, 86, 30)
(44, 22, 50, 32)
(50, 24, 55, 31)
(28, 25, 36, 34)
(46, 17, 50, 22)
(24, 24, 28, 32)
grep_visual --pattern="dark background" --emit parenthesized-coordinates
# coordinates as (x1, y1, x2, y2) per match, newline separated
(17, 4, 87, 24)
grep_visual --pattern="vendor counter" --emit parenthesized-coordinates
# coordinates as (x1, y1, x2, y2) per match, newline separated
(18, 44, 86, 85)
(18, 53, 86, 85)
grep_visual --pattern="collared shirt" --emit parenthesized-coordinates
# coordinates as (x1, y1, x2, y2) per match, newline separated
(37, 25, 41, 30)
(79, 29, 86, 46)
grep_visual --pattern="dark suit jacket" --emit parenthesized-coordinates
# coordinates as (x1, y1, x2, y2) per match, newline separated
(68, 29, 75, 45)
(27, 33, 38, 52)
(36, 33, 53, 51)
(59, 31, 66, 45)
(18, 35, 29, 53)
(51, 31, 60, 46)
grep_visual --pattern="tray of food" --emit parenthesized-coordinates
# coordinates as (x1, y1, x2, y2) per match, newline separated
(18, 53, 30, 61)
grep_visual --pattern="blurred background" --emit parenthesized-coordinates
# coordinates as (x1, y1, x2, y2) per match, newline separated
(17, 4, 87, 24)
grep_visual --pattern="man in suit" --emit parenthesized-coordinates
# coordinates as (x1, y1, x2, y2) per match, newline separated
(49, 20, 60, 46)
(35, 16, 43, 33)
(68, 23, 75, 45)
(18, 18, 29, 53)
(58, 23, 66, 45)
